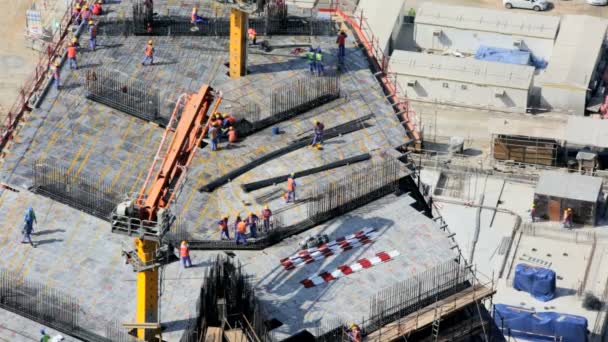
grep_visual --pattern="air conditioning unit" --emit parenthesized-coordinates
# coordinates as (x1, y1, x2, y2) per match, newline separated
(433, 29, 442, 37)
(513, 39, 523, 48)
(407, 80, 418, 87)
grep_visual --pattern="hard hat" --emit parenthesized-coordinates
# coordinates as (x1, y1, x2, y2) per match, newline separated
(89, 20, 94, 24)
(98, 0, 102, 3)
(248, 211, 253, 216)
(349, 323, 356, 329)
(181, 240, 187, 245)
(222, 113, 227, 118)
(54, 60, 60, 66)
(532, 204, 535, 208)
(40, 329, 46, 335)
(313, 119, 319, 124)
(148, 40, 153, 45)
(72, 37, 78, 42)
(264, 204, 269, 209)
(76, 4, 81, 9)
(223, 215, 228, 219)
(290, 172, 295, 178)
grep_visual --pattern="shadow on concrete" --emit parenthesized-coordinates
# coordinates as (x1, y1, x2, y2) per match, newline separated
(79, 62, 103, 70)
(33, 229, 66, 236)
(36, 238, 64, 246)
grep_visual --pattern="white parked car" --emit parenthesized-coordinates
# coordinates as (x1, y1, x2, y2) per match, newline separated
(503, 0, 549, 11)
(587, 0, 607, 5)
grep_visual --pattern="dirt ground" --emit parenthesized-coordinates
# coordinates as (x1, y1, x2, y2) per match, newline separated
(0, 0, 38, 118)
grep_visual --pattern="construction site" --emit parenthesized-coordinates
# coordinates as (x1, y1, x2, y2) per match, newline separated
(1, 0, 608, 341)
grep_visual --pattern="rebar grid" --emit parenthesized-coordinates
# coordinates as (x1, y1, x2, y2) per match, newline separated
(178, 255, 270, 342)
(85, 68, 161, 125)
(0, 268, 132, 342)
(307, 159, 402, 222)
(32, 159, 122, 220)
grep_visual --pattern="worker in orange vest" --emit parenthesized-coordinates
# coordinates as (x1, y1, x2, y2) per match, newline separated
(261, 205, 272, 232)
(142, 40, 154, 66)
(236, 219, 248, 245)
(218, 215, 230, 240)
(92, 0, 103, 15)
(336, 31, 347, 62)
(286, 173, 296, 203)
(248, 28, 257, 45)
(227, 127, 238, 144)
(180, 240, 192, 268)
(67, 43, 78, 70)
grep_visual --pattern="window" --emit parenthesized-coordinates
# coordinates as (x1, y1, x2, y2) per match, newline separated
(442, 83, 449, 88)
(461, 84, 468, 90)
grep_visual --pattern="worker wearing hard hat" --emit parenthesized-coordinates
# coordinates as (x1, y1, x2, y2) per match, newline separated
(142, 40, 155, 66)
(246, 212, 259, 238)
(218, 215, 230, 240)
(227, 126, 238, 144)
(81, 5, 92, 26)
(530, 203, 536, 223)
(52, 60, 61, 90)
(180, 241, 192, 268)
(261, 205, 272, 232)
(336, 31, 347, 62)
(88, 20, 97, 51)
(236, 219, 248, 245)
(72, 4, 82, 24)
(67, 42, 78, 70)
(311, 119, 324, 147)
(315, 47, 324, 76)
(306, 47, 316, 74)
(348, 324, 361, 342)
(248, 27, 257, 45)
(286, 173, 296, 204)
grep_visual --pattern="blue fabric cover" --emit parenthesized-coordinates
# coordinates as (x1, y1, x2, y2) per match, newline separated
(494, 304, 588, 342)
(474, 45, 531, 65)
(513, 263, 556, 302)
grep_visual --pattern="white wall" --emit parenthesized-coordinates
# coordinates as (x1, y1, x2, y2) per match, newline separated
(540, 87, 587, 116)
(414, 24, 554, 62)
(397, 75, 530, 112)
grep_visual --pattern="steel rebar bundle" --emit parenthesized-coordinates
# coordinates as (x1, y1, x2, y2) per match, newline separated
(85, 69, 162, 125)
(241, 153, 370, 192)
(199, 114, 374, 192)
(32, 159, 122, 221)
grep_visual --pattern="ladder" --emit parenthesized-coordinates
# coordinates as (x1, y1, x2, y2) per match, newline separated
(431, 305, 442, 341)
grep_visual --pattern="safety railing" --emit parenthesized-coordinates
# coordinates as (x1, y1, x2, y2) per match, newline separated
(319, 0, 422, 147)
(0, 0, 83, 154)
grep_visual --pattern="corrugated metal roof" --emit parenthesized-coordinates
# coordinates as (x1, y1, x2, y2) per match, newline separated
(390, 50, 534, 89)
(535, 170, 602, 202)
(357, 0, 404, 51)
(539, 15, 608, 89)
(565, 116, 608, 148)
(415, 2, 560, 39)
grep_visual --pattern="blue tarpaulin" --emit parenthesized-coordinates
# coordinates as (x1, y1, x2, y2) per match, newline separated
(475, 45, 531, 65)
(513, 264, 556, 302)
(494, 304, 588, 342)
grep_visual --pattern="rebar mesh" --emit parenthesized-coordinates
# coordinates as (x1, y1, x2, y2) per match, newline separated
(0, 268, 116, 342)
(32, 159, 122, 220)
(307, 159, 402, 223)
(85, 68, 161, 125)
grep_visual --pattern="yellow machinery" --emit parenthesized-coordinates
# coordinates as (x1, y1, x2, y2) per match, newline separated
(228, 1, 268, 78)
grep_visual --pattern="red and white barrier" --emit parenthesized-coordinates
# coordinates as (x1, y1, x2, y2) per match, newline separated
(300, 250, 399, 288)
(280, 228, 378, 270)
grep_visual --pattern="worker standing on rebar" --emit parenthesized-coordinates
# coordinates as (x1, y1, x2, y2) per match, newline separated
(348, 324, 361, 342)
(315, 48, 324, 76)
(81, 5, 92, 28)
(88, 21, 97, 51)
(21, 207, 37, 247)
(40, 329, 50, 342)
(218, 215, 230, 240)
(336, 31, 347, 62)
(306, 47, 316, 74)
(52, 61, 60, 90)
(262, 205, 272, 232)
(180, 240, 192, 268)
(92, 0, 103, 15)
(142, 40, 155, 66)
(246, 212, 259, 238)
(227, 127, 238, 146)
(562, 208, 572, 229)
(67, 43, 78, 70)
(311, 119, 324, 147)
(286, 173, 296, 203)
(72, 4, 82, 25)
(209, 122, 219, 151)
(236, 219, 248, 245)
(248, 27, 257, 45)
